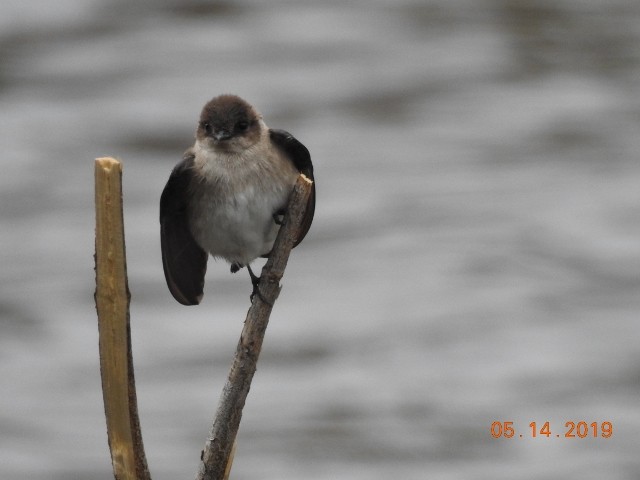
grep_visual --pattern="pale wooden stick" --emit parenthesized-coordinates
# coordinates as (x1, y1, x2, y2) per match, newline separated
(195, 174, 314, 480)
(95, 157, 151, 480)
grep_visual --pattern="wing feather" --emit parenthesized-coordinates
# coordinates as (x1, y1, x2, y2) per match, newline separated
(269, 129, 315, 247)
(160, 153, 208, 305)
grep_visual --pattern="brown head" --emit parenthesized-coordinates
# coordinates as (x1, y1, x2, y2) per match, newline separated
(196, 95, 263, 153)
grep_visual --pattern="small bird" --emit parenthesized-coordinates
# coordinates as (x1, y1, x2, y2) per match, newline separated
(160, 95, 315, 305)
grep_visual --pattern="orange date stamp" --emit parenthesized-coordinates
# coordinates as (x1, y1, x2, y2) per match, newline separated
(491, 421, 613, 438)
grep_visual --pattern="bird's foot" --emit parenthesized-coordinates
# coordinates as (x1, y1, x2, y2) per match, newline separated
(230, 262, 242, 274)
(247, 265, 272, 306)
(272, 208, 286, 226)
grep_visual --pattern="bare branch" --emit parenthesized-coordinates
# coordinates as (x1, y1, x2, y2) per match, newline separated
(195, 174, 314, 480)
(95, 157, 151, 480)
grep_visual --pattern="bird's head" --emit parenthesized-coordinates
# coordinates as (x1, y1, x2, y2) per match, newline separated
(196, 95, 263, 154)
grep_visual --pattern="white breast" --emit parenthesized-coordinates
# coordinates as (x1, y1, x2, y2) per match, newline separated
(188, 140, 299, 266)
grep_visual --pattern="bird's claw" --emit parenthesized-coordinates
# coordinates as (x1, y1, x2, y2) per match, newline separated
(272, 208, 286, 226)
(247, 265, 272, 306)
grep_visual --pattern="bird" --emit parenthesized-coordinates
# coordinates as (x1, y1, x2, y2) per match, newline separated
(160, 94, 315, 305)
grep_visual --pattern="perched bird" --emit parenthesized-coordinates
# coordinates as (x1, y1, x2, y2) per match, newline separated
(160, 95, 315, 305)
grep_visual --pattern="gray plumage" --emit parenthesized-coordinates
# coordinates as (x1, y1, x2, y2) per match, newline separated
(160, 95, 315, 305)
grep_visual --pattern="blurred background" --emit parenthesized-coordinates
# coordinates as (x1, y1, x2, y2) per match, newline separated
(1, 1, 639, 479)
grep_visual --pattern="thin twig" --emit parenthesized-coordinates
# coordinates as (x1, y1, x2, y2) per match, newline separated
(195, 174, 314, 480)
(95, 157, 151, 480)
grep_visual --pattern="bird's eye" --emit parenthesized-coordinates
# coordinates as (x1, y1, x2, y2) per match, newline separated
(236, 121, 249, 132)
(202, 122, 212, 135)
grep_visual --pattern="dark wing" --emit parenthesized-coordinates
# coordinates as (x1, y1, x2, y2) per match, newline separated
(160, 152, 208, 305)
(269, 129, 316, 247)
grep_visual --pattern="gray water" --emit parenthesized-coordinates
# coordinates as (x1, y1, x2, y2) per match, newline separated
(1, 1, 640, 479)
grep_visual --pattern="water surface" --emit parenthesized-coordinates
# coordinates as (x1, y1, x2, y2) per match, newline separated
(1, 1, 639, 479)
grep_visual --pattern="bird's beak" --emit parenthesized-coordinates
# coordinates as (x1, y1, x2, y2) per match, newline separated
(213, 129, 232, 141)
